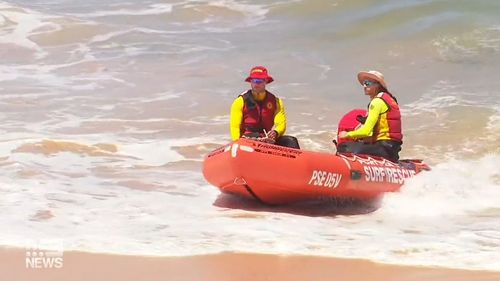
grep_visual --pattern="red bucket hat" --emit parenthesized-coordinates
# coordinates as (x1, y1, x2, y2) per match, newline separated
(245, 66, 274, 83)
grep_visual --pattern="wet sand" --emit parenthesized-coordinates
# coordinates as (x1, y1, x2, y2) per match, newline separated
(2, 248, 500, 281)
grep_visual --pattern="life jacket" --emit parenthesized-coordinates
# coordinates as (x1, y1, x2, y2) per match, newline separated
(370, 92, 403, 143)
(240, 90, 277, 137)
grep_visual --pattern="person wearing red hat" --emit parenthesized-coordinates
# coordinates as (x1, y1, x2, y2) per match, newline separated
(338, 70, 403, 162)
(230, 66, 292, 146)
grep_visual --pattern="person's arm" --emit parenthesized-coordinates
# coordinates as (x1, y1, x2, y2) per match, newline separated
(230, 96, 244, 141)
(273, 98, 286, 137)
(346, 98, 387, 139)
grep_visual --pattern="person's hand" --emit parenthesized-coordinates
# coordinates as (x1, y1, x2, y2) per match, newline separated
(261, 137, 275, 144)
(241, 132, 261, 140)
(256, 130, 277, 144)
(267, 130, 278, 141)
(338, 131, 349, 139)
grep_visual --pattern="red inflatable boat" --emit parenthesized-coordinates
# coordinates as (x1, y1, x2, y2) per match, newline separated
(202, 109, 430, 205)
(202, 138, 430, 205)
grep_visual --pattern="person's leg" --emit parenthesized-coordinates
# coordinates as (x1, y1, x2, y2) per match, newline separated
(337, 141, 365, 154)
(275, 135, 300, 149)
(355, 143, 391, 159)
(338, 141, 396, 161)
(378, 141, 401, 162)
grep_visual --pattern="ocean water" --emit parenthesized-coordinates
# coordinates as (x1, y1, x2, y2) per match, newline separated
(1, 0, 499, 271)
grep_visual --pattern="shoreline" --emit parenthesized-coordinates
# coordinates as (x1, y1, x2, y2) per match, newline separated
(2, 248, 500, 281)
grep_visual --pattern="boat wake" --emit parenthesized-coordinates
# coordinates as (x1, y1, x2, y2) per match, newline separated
(381, 153, 500, 218)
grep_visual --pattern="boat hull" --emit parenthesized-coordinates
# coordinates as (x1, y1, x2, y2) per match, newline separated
(203, 139, 429, 205)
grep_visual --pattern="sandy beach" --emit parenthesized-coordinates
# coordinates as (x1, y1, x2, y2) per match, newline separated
(2, 248, 500, 281)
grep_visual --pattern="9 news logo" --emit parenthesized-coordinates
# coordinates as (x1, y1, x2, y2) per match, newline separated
(25, 239, 64, 269)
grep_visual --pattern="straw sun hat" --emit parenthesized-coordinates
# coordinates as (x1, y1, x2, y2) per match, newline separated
(357, 70, 388, 90)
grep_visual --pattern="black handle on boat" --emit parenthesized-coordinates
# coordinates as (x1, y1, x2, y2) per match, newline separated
(356, 115, 367, 124)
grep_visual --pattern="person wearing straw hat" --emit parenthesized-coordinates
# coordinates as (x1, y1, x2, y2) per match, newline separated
(338, 70, 403, 162)
(230, 66, 298, 148)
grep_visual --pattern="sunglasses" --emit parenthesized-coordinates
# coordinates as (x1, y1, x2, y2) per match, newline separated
(362, 80, 378, 87)
(251, 78, 266, 84)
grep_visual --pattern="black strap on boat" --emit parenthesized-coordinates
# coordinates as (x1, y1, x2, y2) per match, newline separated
(243, 184, 269, 205)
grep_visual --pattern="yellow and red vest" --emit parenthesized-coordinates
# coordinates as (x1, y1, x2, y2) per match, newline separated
(372, 92, 403, 143)
(240, 90, 277, 137)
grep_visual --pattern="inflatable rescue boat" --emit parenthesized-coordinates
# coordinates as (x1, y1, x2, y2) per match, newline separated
(202, 109, 430, 205)
(203, 139, 429, 205)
